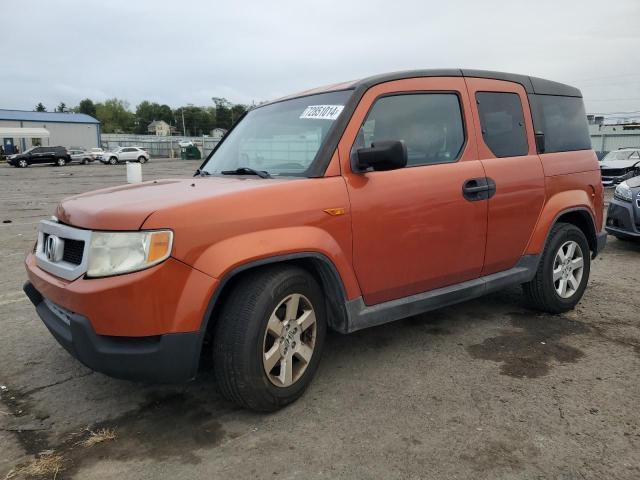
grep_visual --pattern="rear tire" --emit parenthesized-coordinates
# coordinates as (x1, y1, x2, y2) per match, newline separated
(523, 223, 591, 313)
(213, 266, 326, 411)
(56, 157, 67, 166)
(81, 158, 89, 165)
(138, 156, 147, 164)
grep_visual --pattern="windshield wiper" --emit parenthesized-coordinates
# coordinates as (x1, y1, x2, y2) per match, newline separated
(221, 167, 271, 179)
(194, 169, 210, 177)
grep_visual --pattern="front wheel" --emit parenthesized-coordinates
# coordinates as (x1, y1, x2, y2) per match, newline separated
(17, 159, 28, 168)
(108, 157, 117, 165)
(523, 223, 591, 313)
(213, 266, 326, 411)
(81, 158, 89, 165)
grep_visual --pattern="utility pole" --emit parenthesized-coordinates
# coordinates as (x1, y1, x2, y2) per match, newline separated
(181, 109, 186, 136)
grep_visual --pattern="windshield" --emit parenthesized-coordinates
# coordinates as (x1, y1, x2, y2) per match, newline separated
(23, 147, 36, 154)
(201, 90, 352, 177)
(602, 150, 637, 161)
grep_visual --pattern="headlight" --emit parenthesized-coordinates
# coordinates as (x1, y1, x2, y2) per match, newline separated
(87, 230, 173, 277)
(614, 181, 633, 202)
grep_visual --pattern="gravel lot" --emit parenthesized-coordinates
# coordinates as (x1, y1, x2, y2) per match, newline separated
(0, 159, 639, 479)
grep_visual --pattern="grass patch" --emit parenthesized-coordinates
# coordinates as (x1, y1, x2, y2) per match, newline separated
(77, 428, 117, 448)
(4, 453, 64, 479)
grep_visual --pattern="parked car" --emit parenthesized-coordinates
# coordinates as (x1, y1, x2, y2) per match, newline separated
(599, 148, 640, 186)
(100, 147, 149, 165)
(90, 148, 105, 161)
(68, 149, 94, 165)
(23, 69, 606, 411)
(605, 176, 640, 241)
(8, 146, 71, 168)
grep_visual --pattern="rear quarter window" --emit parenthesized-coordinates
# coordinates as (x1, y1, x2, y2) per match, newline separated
(530, 95, 591, 153)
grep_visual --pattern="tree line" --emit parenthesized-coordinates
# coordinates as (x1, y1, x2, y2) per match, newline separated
(34, 98, 249, 136)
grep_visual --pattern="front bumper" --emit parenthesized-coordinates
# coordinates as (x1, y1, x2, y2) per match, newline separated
(601, 171, 636, 187)
(605, 197, 640, 239)
(24, 282, 202, 382)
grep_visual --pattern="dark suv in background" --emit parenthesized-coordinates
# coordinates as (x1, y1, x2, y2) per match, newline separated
(8, 146, 71, 168)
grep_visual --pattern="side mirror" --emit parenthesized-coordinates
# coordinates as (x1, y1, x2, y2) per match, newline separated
(534, 132, 545, 154)
(355, 140, 407, 172)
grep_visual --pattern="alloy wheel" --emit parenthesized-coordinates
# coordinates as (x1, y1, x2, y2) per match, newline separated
(552, 240, 584, 299)
(262, 293, 317, 387)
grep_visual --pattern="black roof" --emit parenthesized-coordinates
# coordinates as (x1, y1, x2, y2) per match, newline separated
(354, 69, 582, 97)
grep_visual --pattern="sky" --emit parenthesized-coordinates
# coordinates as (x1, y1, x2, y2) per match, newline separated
(1, 0, 639, 117)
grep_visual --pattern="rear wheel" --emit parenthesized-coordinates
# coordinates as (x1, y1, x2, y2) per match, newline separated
(81, 158, 89, 165)
(523, 223, 591, 313)
(108, 157, 117, 165)
(56, 157, 67, 166)
(138, 156, 147, 164)
(213, 266, 326, 411)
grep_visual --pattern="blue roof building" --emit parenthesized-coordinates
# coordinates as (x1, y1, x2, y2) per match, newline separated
(0, 109, 101, 152)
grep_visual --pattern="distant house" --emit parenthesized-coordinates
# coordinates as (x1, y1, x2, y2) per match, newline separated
(147, 120, 173, 136)
(211, 128, 227, 140)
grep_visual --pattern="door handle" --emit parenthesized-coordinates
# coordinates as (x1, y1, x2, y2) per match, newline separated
(463, 177, 496, 201)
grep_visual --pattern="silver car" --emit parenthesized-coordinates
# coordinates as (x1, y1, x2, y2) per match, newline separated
(100, 146, 150, 165)
(68, 149, 94, 165)
(599, 148, 640, 187)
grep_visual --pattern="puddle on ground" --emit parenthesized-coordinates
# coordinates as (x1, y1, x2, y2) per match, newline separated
(466, 312, 589, 378)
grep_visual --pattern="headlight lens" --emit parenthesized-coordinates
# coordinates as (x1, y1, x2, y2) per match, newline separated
(87, 230, 173, 277)
(614, 181, 633, 202)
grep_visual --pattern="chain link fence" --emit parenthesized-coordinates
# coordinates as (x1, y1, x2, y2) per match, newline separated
(100, 134, 220, 158)
(101, 131, 640, 161)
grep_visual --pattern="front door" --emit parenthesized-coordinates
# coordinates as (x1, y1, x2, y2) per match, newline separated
(339, 77, 488, 305)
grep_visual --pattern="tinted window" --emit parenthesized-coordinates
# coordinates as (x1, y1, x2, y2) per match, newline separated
(531, 95, 590, 153)
(352, 93, 465, 167)
(476, 92, 528, 157)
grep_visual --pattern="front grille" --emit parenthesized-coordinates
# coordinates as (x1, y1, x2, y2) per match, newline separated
(601, 168, 629, 178)
(62, 239, 85, 265)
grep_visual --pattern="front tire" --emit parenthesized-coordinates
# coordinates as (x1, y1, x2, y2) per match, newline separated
(523, 223, 591, 313)
(213, 266, 326, 411)
(17, 159, 28, 168)
(108, 157, 117, 165)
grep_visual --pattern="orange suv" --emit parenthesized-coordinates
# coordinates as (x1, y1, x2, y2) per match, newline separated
(24, 69, 606, 411)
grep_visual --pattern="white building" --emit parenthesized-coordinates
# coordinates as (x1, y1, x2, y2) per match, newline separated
(0, 109, 100, 153)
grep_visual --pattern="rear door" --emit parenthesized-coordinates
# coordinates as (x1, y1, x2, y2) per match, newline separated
(122, 148, 137, 160)
(465, 78, 545, 274)
(339, 77, 488, 305)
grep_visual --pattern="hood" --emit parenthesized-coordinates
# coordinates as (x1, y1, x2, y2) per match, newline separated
(56, 176, 288, 230)
(626, 175, 640, 189)
(600, 159, 640, 169)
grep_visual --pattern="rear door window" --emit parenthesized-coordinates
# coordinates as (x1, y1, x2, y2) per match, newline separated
(352, 93, 465, 167)
(476, 92, 528, 158)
